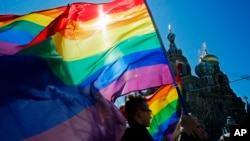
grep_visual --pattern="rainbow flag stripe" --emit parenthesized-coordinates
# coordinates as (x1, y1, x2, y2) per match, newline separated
(1, 0, 174, 100)
(147, 84, 181, 141)
(0, 7, 66, 54)
(0, 0, 174, 140)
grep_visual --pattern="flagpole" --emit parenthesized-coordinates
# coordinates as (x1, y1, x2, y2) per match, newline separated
(144, 0, 188, 115)
(174, 80, 188, 115)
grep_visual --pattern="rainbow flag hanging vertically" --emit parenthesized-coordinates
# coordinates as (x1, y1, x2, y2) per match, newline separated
(0, 0, 175, 141)
(147, 73, 182, 141)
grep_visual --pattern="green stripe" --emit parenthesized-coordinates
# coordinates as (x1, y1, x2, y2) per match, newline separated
(18, 32, 161, 85)
(0, 20, 44, 35)
(148, 99, 180, 133)
(153, 99, 180, 124)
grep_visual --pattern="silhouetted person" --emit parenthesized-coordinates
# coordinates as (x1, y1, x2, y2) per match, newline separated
(121, 95, 153, 141)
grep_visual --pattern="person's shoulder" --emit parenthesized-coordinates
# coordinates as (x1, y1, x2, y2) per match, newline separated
(121, 127, 138, 141)
(121, 127, 154, 141)
(179, 132, 202, 141)
(124, 126, 145, 135)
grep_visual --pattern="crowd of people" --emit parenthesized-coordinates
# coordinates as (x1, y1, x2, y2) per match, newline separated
(119, 95, 234, 141)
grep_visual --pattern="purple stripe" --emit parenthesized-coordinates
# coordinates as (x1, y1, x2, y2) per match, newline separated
(100, 64, 174, 100)
(24, 97, 126, 141)
(0, 41, 22, 55)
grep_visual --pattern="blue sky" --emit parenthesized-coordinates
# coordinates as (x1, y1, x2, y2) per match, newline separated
(1, 0, 249, 104)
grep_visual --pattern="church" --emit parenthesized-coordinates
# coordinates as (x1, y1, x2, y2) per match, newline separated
(166, 29, 247, 140)
(116, 28, 248, 141)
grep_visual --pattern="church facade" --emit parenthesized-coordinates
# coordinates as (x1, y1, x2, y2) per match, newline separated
(166, 30, 247, 140)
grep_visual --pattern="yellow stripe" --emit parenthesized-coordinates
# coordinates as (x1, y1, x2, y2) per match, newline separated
(0, 11, 63, 27)
(53, 4, 155, 61)
(53, 17, 154, 61)
(149, 88, 178, 114)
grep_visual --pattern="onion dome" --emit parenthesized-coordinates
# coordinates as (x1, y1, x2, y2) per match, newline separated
(202, 54, 219, 63)
(195, 61, 214, 77)
(167, 28, 183, 56)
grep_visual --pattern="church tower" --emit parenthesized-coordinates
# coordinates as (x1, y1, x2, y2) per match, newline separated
(167, 27, 191, 76)
(166, 28, 246, 141)
(195, 42, 231, 93)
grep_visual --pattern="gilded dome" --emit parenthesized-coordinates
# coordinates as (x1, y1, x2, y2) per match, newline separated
(202, 54, 218, 62)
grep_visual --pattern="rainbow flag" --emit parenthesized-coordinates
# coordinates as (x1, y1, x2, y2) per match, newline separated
(0, 0, 174, 140)
(0, 7, 66, 54)
(147, 80, 181, 141)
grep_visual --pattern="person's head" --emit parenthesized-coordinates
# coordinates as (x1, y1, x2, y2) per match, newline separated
(125, 95, 152, 127)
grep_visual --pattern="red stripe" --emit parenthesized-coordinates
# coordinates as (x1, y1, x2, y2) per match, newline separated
(26, 0, 144, 48)
(0, 15, 20, 22)
(69, 0, 144, 21)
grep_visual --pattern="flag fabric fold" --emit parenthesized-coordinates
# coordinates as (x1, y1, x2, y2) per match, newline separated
(147, 69, 182, 141)
(0, 0, 174, 140)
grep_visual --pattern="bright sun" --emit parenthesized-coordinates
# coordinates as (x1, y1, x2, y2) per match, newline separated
(97, 6, 110, 31)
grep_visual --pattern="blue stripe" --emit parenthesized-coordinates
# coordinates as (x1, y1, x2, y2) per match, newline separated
(78, 47, 169, 90)
(0, 55, 94, 140)
(0, 30, 34, 44)
(0, 20, 44, 45)
(152, 109, 181, 141)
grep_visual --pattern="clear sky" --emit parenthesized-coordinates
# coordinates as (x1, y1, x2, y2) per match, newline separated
(1, 0, 249, 104)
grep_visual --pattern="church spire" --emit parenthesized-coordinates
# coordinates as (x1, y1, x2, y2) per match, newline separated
(203, 42, 208, 55)
(168, 24, 172, 33)
(167, 24, 176, 49)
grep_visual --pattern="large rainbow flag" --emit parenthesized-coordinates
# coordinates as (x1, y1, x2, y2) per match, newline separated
(0, 0, 175, 140)
(147, 71, 182, 141)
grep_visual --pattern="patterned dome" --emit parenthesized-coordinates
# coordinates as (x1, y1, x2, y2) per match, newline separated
(202, 54, 218, 63)
(195, 62, 214, 77)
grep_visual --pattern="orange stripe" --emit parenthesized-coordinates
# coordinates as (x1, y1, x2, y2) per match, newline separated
(38, 7, 66, 18)
(147, 85, 176, 106)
